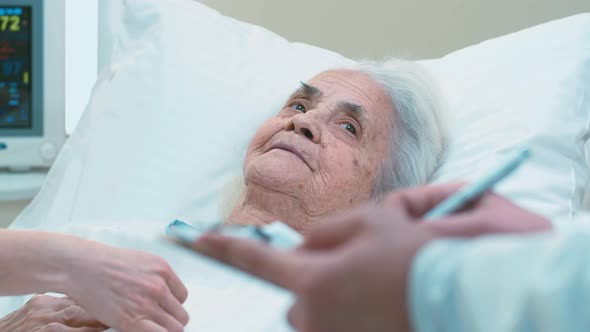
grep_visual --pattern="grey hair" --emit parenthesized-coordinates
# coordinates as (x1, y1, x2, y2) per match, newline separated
(346, 59, 447, 198)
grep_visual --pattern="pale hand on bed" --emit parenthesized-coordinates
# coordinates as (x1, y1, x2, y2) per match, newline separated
(0, 294, 105, 332)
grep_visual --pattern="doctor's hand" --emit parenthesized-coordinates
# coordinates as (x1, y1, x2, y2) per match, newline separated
(191, 183, 552, 332)
(382, 183, 552, 237)
(194, 206, 436, 332)
(61, 239, 189, 332)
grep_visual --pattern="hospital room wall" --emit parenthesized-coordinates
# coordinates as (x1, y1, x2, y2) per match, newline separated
(198, 0, 590, 60)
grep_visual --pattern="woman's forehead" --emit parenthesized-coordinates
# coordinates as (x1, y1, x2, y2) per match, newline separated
(307, 70, 390, 107)
(306, 70, 394, 123)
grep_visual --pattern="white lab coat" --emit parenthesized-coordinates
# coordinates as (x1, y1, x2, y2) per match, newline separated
(410, 215, 590, 332)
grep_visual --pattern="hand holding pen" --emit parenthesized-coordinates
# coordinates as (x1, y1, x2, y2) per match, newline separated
(190, 181, 551, 332)
(186, 147, 551, 332)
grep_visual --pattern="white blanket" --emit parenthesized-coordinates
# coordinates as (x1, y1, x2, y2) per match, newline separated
(0, 222, 295, 332)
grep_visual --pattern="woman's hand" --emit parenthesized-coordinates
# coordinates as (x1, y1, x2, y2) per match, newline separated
(59, 238, 189, 332)
(0, 294, 106, 332)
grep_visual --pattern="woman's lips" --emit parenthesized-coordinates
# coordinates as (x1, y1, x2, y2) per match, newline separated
(269, 143, 311, 169)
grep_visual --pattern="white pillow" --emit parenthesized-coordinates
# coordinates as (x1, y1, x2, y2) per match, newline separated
(13, 0, 590, 231)
(14, 0, 351, 229)
(424, 13, 590, 224)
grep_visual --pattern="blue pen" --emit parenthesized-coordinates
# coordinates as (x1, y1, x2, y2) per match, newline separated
(424, 146, 531, 220)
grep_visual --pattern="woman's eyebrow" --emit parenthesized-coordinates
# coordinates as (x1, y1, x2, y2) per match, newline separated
(337, 101, 369, 127)
(288, 82, 324, 101)
(301, 82, 323, 98)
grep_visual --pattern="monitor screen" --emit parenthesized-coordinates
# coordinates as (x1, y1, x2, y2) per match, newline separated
(0, 0, 64, 169)
(0, 6, 32, 129)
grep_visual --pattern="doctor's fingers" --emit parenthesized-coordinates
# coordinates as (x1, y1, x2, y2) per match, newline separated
(287, 301, 306, 332)
(126, 319, 167, 332)
(427, 209, 551, 238)
(124, 307, 184, 332)
(146, 308, 185, 332)
(143, 257, 187, 304)
(194, 233, 304, 291)
(126, 289, 187, 332)
(163, 267, 188, 304)
(159, 289, 190, 326)
(382, 182, 465, 218)
(302, 209, 368, 250)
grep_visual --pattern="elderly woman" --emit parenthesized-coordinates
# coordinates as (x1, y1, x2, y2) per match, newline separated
(0, 60, 447, 331)
(226, 60, 446, 231)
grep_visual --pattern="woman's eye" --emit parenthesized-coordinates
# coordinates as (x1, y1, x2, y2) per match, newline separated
(291, 103, 306, 113)
(341, 123, 357, 136)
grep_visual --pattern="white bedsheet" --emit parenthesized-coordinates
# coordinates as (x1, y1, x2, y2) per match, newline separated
(0, 222, 295, 332)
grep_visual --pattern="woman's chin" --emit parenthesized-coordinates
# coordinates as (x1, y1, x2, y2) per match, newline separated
(244, 159, 309, 191)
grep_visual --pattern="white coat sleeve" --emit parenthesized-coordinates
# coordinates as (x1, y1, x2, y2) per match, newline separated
(410, 220, 590, 332)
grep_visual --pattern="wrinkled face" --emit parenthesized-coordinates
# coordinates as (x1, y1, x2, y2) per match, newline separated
(244, 69, 395, 222)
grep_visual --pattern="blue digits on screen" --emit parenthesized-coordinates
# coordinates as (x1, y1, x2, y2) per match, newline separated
(3, 60, 22, 76)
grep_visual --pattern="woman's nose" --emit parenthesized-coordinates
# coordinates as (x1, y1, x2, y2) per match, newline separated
(285, 113, 321, 143)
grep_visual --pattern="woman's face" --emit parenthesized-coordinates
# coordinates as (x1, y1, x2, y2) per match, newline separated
(243, 70, 395, 225)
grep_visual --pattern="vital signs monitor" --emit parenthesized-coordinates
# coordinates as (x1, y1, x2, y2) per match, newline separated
(0, 0, 65, 171)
